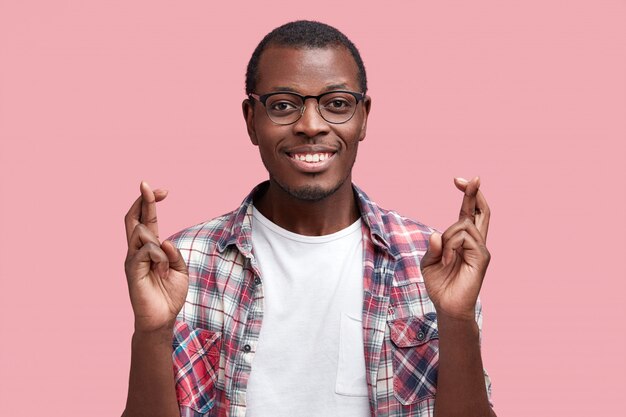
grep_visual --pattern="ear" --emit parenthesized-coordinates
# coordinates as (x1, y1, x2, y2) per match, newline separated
(242, 98, 259, 146)
(358, 95, 372, 142)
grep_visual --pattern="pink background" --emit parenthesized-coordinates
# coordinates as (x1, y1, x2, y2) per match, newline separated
(1, 1, 625, 415)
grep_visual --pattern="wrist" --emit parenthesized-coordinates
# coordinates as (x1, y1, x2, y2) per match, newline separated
(133, 316, 177, 336)
(132, 326, 175, 347)
(436, 313, 480, 342)
(433, 303, 477, 323)
(435, 309, 478, 330)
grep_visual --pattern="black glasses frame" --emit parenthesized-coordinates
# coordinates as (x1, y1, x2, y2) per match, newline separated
(248, 90, 366, 125)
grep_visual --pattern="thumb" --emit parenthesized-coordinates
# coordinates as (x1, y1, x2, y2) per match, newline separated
(421, 232, 443, 268)
(161, 241, 188, 274)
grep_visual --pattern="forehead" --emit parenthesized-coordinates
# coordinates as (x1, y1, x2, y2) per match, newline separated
(256, 46, 360, 94)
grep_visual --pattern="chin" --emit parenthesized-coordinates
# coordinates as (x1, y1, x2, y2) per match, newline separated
(275, 178, 346, 202)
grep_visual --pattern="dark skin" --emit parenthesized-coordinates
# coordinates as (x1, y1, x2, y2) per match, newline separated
(242, 46, 370, 236)
(122, 46, 496, 417)
(122, 183, 185, 417)
(422, 176, 497, 417)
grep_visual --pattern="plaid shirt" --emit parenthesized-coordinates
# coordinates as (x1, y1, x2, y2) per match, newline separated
(169, 183, 492, 417)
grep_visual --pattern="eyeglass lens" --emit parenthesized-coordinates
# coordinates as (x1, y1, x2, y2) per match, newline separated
(265, 92, 358, 124)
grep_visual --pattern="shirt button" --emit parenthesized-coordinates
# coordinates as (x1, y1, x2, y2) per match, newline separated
(254, 277, 261, 285)
(417, 331, 425, 341)
(243, 344, 252, 352)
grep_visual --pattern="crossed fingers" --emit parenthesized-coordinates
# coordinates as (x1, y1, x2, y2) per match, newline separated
(440, 217, 489, 266)
(124, 181, 168, 245)
(454, 176, 490, 242)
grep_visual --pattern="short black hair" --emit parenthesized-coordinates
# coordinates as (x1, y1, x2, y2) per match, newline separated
(245, 20, 367, 95)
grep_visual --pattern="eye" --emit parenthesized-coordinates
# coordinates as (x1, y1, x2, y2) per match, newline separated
(270, 101, 298, 112)
(329, 99, 349, 108)
(321, 94, 354, 113)
(266, 93, 302, 115)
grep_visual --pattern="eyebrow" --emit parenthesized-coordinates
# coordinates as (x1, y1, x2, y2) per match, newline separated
(324, 83, 349, 91)
(270, 83, 351, 93)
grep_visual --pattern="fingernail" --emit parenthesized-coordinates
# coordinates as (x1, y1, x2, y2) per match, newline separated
(455, 177, 468, 184)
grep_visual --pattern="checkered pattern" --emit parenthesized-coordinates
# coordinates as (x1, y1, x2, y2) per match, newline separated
(388, 313, 439, 405)
(169, 182, 492, 417)
(173, 321, 222, 414)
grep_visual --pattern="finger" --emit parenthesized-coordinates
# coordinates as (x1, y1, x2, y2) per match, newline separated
(127, 223, 161, 258)
(420, 232, 443, 269)
(162, 241, 188, 275)
(125, 241, 169, 281)
(140, 181, 161, 239)
(441, 218, 486, 247)
(440, 217, 488, 265)
(456, 177, 491, 240)
(455, 176, 480, 221)
(125, 196, 143, 245)
(474, 188, 491, 241)
(124, 187, 168, 244)
(441, 228, 483, 266)
(453, 177, 468, 193)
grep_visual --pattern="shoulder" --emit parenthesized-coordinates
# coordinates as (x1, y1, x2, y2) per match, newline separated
(166, 210, 237, 254)
(381, 207, 435, 249)
(364, 197, 436, 257)
(363, 199, 436, 286)
(355, 184, 435, 255)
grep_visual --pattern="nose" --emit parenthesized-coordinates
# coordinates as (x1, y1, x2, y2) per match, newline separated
(292, 98, 330, 138)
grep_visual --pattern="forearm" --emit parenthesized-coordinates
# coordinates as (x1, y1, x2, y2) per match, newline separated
(433, 314, 496, 417)
(122, 329, 180, 417)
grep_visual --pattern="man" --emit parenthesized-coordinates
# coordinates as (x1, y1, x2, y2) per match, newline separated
(122, 21, 496, 417)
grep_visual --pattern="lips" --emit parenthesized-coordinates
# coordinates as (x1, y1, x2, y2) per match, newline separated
(289, 152, 333, 162)
(285, 149, 337, 172)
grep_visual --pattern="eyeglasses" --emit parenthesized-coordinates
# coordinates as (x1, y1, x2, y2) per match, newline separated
(248, 90, 365, 125)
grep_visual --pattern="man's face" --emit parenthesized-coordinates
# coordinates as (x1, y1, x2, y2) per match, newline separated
(243, 45, 371, 201)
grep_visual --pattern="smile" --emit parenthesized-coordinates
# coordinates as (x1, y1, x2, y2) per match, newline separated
(289, 152, 334, 163)
(285, 151, 337, 173)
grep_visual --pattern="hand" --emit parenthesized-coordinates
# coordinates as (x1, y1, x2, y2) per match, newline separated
(420, 177, 491, 321)
(124, 181, 189, 333)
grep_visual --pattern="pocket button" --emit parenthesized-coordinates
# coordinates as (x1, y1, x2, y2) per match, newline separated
(388, 314, 439, 405)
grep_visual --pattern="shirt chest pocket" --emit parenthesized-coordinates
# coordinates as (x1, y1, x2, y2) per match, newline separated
(172, 322, 222, 414)
(335, 312, 369, 397)
(388, 312, 439, 405)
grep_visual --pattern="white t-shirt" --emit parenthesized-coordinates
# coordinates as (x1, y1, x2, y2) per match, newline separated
(246, 207, 370, 417)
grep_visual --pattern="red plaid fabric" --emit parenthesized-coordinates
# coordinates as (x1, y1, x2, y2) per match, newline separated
(173, 321, 222, 414)
(388, 313, 439, 405)
(169, 182, 492, 417)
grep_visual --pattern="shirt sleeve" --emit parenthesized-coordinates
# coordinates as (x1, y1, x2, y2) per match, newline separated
(475, 296, 494, 407)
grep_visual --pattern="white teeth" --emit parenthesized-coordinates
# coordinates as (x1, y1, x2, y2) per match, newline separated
(291, 152, 333, 162)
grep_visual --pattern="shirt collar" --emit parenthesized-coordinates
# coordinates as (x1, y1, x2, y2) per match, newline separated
(216, 181, 394, 257)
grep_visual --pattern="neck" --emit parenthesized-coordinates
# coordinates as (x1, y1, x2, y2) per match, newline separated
(253, 179, 360, 236)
